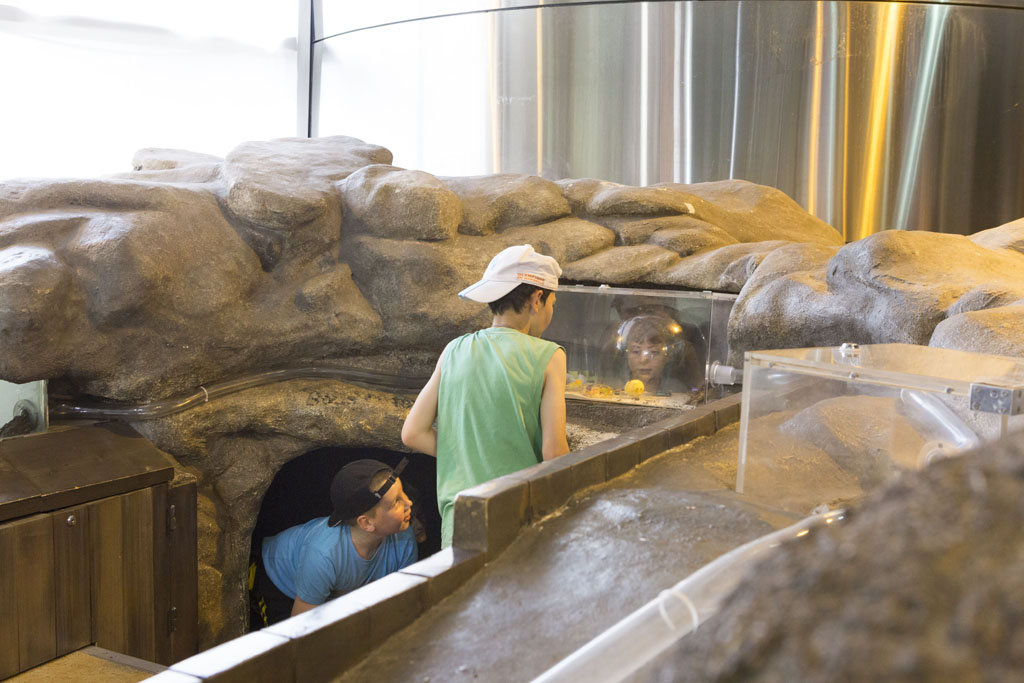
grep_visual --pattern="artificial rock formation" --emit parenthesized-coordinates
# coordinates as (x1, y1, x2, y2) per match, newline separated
(0, 136, 842, 401)
(727, 223, 1024, 363)
(3, 132, 1024, 652)
(0, 134, 844, 646)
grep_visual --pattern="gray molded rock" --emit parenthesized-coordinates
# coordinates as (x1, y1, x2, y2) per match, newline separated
(0, 246, 75, 374)
(595, 215, 698, 246)
(561, 244, 680, 284)
(659, 179, 844, 246)
(643, 435, 1024, 682)
(62, 191, 260, 322)
(651, 240, 791, 292)
(555, 178, 605, 214)
(586, 182, 696, 217)
(346, 236, 492, 347)
(969, 216, 1024, 256)
(442, 174, 570, 235)
(729, 231, 1024, 362)
(778, 396, 923, 487)
(727, 243, 844, 363)
(825, 231, 1024, 343)
(496, 217, 615, 264)
(223, 135, 391, 230)
(930, 304, 1024, 359)
(132, 148, 223, 171)
(648, 217, 740, 255)
(342, 165, 462, 241)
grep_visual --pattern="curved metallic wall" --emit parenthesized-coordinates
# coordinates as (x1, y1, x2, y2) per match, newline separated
(314, 1, 1024, 239)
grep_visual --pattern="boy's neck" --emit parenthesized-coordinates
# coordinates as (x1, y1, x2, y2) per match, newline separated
(491, 310, 533, 335)
(348, 524, 385, 560)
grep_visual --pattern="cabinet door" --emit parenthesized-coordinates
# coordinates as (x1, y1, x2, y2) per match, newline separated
(0, 514, 56, 678)
(89, 487, 158, 661)
(53, 503, 92, 655)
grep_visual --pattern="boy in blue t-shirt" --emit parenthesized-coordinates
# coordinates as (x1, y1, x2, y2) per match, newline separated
(252, 459, 417, 626)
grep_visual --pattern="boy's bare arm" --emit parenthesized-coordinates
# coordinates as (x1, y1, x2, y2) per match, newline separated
(401, 357, 443, 457)
(540, 348, 570, 460)
(291, 596, 317, 617)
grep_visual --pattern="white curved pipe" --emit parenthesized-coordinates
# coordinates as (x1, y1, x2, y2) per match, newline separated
(531, 509, 847, 683)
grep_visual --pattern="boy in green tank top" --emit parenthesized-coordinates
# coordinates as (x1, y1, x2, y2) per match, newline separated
(402, 245, 571, 547)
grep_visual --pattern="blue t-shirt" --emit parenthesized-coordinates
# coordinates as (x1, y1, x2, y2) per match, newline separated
(261, 517, 417, 605)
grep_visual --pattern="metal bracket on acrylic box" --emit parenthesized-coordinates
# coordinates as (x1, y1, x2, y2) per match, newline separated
(969, 381, 1024, 439)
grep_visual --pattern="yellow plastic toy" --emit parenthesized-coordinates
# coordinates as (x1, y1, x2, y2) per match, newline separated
(624, 379, 645, 397)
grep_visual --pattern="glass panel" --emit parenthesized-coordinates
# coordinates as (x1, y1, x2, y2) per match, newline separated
(736, 344, 1024, 513)
(0, 379, 47, 437)
(543, 285, 736, 409)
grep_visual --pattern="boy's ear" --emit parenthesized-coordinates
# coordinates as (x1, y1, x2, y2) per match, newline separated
(529, 289, 544, 311)
(355, 512, 375, 533)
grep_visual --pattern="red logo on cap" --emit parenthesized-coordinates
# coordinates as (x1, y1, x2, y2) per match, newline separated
(516, 273, 545, 285)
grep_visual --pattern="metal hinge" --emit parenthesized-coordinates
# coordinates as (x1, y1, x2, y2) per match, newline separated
(168, 606, 178, 634)
(167, 504, 177, 532)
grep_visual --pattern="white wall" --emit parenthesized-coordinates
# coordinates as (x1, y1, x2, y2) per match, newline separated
(0, 1, 298, 180)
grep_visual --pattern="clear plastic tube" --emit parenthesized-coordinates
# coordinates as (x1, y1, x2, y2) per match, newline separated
(50, 366, 429, 421)
(898, 389, 980, 465)
(531, 509, 847, 683)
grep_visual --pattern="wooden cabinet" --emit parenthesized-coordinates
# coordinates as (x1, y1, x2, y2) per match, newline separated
(0, 423, 197, 679)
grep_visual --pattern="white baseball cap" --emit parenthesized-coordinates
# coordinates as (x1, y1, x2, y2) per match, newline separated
(458, 244, 562, 303)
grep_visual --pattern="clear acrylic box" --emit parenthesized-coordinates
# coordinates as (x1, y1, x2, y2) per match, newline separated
(736, 344, 1024, 512)
(543, 286, 737, 409)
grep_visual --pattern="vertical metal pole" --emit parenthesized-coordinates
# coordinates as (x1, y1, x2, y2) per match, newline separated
(297, 0, 322, 138)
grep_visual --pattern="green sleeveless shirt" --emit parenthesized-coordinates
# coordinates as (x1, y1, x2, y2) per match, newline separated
(436, 327, 561, 547)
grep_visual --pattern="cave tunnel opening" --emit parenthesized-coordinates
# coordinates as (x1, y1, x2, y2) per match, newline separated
(250, 447, 440, 625)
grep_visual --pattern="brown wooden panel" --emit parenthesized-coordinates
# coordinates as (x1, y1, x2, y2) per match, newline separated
(0, 452, 41, 521)
(53, 503, 92, 656)
(0, 522, 20, 679)
(13, 514, 56, 670)
(123, 487, 156, 661)
(0, 423, 173, 522)
(151, 483, 171, 665)
(168, 480, 198, 664)
(90, 494, 126, 653)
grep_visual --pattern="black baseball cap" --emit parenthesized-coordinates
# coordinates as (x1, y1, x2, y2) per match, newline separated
(327, 458, 408, 527)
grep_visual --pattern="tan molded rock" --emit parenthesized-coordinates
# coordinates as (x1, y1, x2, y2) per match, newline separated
(930, 304, 1024, 360)
(969, 216, 1024, 256)
(341, 165, 462, 241)
(443, 174, 570, 235)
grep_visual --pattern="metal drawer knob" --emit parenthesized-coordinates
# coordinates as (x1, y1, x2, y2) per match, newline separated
(66, 514, 77, 526)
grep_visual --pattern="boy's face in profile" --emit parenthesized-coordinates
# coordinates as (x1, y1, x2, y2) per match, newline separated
(366, 478, 412, 536)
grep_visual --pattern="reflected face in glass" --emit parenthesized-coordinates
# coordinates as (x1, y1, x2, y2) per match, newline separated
(627, 335, 669, 389)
